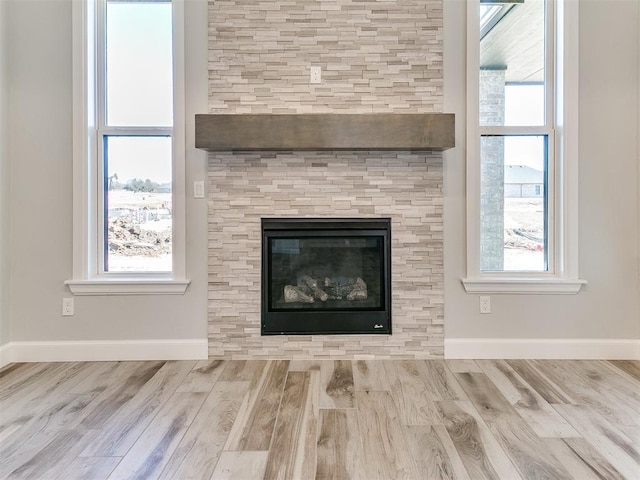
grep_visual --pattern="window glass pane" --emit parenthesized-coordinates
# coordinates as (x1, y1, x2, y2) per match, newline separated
(104, 136, 172, 273)
(106, 1, 173, 126)
(269, 237, 384, 311)
(480, 135, 547, 272)
(479, 0, 545, 127)
(505, 83, 544, 126)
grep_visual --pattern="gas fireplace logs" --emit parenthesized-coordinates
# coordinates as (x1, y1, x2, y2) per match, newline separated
(283, 275, 368, 303)
(301, 275, 329, 301)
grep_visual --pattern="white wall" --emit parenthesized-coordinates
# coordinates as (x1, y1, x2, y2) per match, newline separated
(444, 0, 640, 356)
(0, 0, 10, 348)
(5, 0, 209, 360)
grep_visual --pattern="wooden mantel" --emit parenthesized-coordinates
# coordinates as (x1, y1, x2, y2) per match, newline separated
(195, 113, 455, 152)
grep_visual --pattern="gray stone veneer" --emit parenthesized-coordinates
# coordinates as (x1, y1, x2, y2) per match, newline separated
(207, 0, 445, 358)
(208, 0, 443, 114)
(479, 69, 506, 272)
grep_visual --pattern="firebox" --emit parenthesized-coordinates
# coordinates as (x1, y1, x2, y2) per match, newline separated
(261, 218, 391, 335)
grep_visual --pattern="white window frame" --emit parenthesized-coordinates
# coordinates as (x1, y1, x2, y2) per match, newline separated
(462, 0, 586, 294)
(66, 0, 189, 295)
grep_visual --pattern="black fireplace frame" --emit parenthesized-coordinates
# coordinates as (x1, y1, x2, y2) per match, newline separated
(261, 218, 392, 335)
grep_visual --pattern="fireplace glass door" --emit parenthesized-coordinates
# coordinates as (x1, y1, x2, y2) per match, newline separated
(262, 218, 391, 335)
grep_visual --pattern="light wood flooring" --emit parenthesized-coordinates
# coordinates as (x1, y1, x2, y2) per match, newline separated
(1, 358, 639, 479)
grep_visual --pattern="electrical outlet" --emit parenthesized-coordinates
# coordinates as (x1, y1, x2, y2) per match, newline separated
(62, 297, 74, 316)
(479, 295, 491, 314)
(310, 66, 321, 84)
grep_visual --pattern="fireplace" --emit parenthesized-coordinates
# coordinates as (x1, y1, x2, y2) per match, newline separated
(202, 0, 446, 358)
(261, 218, 391, 335)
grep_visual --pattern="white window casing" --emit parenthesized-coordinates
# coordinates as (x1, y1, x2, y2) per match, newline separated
(67, 0, 190, 295)
(462, 0, 586, 294)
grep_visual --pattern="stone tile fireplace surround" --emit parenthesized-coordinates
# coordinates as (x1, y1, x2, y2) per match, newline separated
(207, 0, 445, 359)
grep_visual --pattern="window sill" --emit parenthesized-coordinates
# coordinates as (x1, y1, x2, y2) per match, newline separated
(461, 277, 587, 295)
(65, 278, 191, 296)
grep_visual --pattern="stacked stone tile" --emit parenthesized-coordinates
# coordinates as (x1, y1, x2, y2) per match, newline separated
(207, 0, 444, 358)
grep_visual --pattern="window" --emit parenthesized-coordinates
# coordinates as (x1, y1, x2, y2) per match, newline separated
(67, 0, 189, 294)
(102, 0, 173, 273)
(463, 0, 585, 293)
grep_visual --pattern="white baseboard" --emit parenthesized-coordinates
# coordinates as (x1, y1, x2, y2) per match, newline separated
(0, 339, 208, 368)
(3, 338, 637, 367)
(0, 342, 13, 369)
(445, 338, 640, 360)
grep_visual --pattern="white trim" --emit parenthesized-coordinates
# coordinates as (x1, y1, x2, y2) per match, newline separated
(465, 0, 481, 280)
(445, 338, 640, 360)
(0, 339, 207, 367)
(637, 0, 640, 333)
(478, 126, 553, 136)
(72, 0, 95, 280)
(171, 0, 187, 281)
(65, 278, 190, 295)
(556, 0, 580, 280)
(0, 343, 13, 369)
(461, 277, 586, 294)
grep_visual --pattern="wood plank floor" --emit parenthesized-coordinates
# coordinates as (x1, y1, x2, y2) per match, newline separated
(1, 359, 639, 479)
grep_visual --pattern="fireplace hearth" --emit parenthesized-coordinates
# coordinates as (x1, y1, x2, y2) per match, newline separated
(262, 218, 391, 335)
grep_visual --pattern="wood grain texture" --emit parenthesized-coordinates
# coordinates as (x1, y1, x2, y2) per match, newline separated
(607, 360, 640, 384)
(263, 371, 315, 480)
(316, 409, 366, 480)
(176, 359, 225, 393)
(352, 359, 391, 391)
(106, 392, 206, 480)
(77, 361, 167, 429)
(218, 360, 267, 382)
(355, 390, 420, 479)
(0, 363, 70, 404)
(320, 360, 355, 408)
(80, 361, 195, 457)
(1, 362, 97, 428)
(158, 380, 250, 480)
(435, 400, 522, 480)
(210, 451, 269, 480)
(455, 372, 573, 479)
(404, 425, 460, 480)
(2, 429, 100, 480)
(52, 456, 121, 480)
(533, 360, 640, 440)
(195, 113, 456, 151)
(420, 360, 469, 401)
(429, 424, 474, 480)
(446, 359, 483, 374)
(384, 360, 441, 425)
(506, 360, 575, 404)
(554, 403, 640, 480)
(223, 360, 289, 451)
(546, 437, 627, 480)
(0, 363, 30, 382)
(477, 360, 580, 438)
(1, 359, 639, 480)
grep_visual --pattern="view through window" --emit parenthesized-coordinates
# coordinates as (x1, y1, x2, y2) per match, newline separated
(102, 0, 173, 273)
(478, 0, 549, 272)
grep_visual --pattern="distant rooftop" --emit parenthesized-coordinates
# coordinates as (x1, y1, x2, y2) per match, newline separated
(505, 165, 543, 184)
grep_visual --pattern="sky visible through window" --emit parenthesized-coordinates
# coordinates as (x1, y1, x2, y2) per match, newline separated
(505, 84, 545, 171)
(104, 1, 173, 273)
(106, 1, 172, 184)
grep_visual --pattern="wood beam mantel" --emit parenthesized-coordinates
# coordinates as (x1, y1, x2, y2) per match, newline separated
(195, 113, 455, 152)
